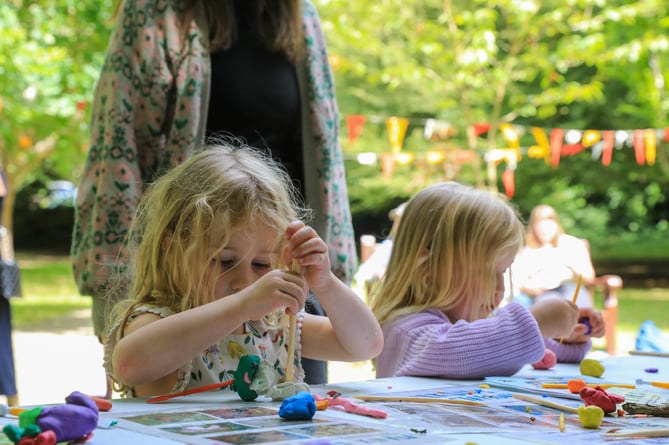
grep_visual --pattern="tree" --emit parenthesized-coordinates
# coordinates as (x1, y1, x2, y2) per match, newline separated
(0, 0, 114, 231)
(316, 0, 669, 244)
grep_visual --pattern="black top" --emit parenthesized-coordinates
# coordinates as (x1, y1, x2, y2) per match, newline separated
(206, 4, 304, 198)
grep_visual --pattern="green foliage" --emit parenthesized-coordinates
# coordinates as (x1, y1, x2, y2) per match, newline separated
(0, 0, 115, 229)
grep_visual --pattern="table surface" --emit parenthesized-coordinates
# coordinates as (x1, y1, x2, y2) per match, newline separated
(3, 354, 669, 445)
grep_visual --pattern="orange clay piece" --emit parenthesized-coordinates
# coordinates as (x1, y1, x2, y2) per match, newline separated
(90, 397, 113, 412)
(315, 399, 329, 410)
(568, 378, 587, 393)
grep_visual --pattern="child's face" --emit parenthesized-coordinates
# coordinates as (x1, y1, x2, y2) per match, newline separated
(209, 223, 280, 302)
(492, 251, 516, 310)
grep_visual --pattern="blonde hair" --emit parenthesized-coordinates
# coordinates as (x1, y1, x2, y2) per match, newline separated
(369, 182, 524, 326)
(525, 204, 564, 248)
(114, 0, 304, 61)
(111, 141, 302, 347)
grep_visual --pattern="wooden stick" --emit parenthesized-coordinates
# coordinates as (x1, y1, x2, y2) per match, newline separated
(572, 273, 583, 304)
(602, 428, 669, 438)
(542, 383, 636, 389)
(629, 350, 669, 358)
(353, 394, 487, 407)
(512, 393, 580, 414)
(561, 273, 583, 344)
(146, 379, 235, 403)
(285, 259, 300, 382)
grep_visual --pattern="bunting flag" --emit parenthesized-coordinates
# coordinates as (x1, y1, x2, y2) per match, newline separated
(386, 117, 409, 153)
(346, 115, 366, 146)
(341, 113, 667, 181)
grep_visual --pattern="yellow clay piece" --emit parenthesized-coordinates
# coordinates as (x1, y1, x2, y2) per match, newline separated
(580, 358, 605, 378)
(578, 405, 604, 428)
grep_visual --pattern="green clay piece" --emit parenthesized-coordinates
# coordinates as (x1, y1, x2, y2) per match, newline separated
(578, 405, 604, 428)
(18, 407, 43, 428)
(579, 358, 605, 378)
(233, 355, 260, 401)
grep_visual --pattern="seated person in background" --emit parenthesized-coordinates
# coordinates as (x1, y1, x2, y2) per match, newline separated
(512, 204, 595, 308)
(369, 182, 604, 379)
(354, 202, 406, 290)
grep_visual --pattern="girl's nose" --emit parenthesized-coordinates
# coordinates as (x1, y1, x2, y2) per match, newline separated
(230, 265, 255, 290)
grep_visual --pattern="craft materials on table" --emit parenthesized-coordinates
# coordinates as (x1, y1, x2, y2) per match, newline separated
(636, 378, 669, 390)
(512, 393, 579, 414)
(352, 394, 488, 407)
(146, 380, 235, 404)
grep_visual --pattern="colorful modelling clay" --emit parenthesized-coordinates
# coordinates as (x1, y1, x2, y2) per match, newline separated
(314, 392, 387, 419)
(233, 355, 261, 401)
(579, 386, 625, 414)
(531, 349, 557, 370)
(579, 358, 605, 377)
(567, 378, 587, 393)
(578, 405, 604, 428)
(2, 391, 99, 445)
(278, 392, 316, 420)
(579, 317, 592, 335)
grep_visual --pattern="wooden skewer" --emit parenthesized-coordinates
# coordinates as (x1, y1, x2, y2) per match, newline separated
(512, 393, 580, 414)
(602, 428, 669, 438)
(572, 273, 583, 304)
(353, 394, 487, 407)
(629, 350, 669, 358)
(561, 273, 583, 344)
(284, 259, 300, 382)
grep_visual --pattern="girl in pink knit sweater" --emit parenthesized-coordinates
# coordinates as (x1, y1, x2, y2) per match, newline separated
(369, 182, 604, 379)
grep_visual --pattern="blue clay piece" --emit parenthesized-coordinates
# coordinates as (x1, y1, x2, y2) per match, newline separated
(645, 367, 659, 373)
(579, 317, 592, 335)
(279, 391, 316, 420)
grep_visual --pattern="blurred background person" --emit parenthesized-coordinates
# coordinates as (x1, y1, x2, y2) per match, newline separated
(512, 204, 595, 308)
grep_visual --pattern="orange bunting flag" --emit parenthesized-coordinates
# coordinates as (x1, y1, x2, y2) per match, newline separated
(550, 128, 564, 169)
(644, 129, 656, 165)
(472, 122, 491, 137)
(601, 130, 615, 166)
(502, 169, 515, 198)
(386, 117, 409, 153)
(561, 144, 586, 156)
(381, 152, 396, 179)
(346, 115, 366, 146)
(633, 130, 646, 165)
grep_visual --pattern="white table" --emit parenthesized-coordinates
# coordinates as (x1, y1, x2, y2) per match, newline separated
(3, 354, 669, 444)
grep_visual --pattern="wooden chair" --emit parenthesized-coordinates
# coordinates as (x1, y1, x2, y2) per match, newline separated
(360, 235, 623, 356)
(583, 239, 623, 356)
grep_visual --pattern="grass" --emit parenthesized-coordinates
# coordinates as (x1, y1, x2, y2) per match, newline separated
(10, 252, 91, 328)
(8, 253, 669, 342)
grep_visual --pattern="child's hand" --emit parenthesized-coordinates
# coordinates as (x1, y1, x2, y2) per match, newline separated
(284, 220, 332, 291)
(563, 307, 605, 343)
(240, 269, 307, 320)
(529, 297, 579, 339)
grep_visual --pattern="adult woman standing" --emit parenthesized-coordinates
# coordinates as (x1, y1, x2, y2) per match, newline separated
(71, 0, 356, 387)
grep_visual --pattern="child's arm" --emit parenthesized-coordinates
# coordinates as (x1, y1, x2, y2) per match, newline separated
(285, 221, 384, 362)
(111, 269, 306, 396)
(376, 304, 545, 379)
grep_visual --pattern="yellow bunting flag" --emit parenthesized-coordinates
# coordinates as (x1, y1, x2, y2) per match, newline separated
(645, 129, 656, 165)
(386, 117, 409, 153)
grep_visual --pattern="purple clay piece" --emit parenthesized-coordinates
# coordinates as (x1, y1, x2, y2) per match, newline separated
(645, 368, 659, 373)
(579, 317, 592, 335)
